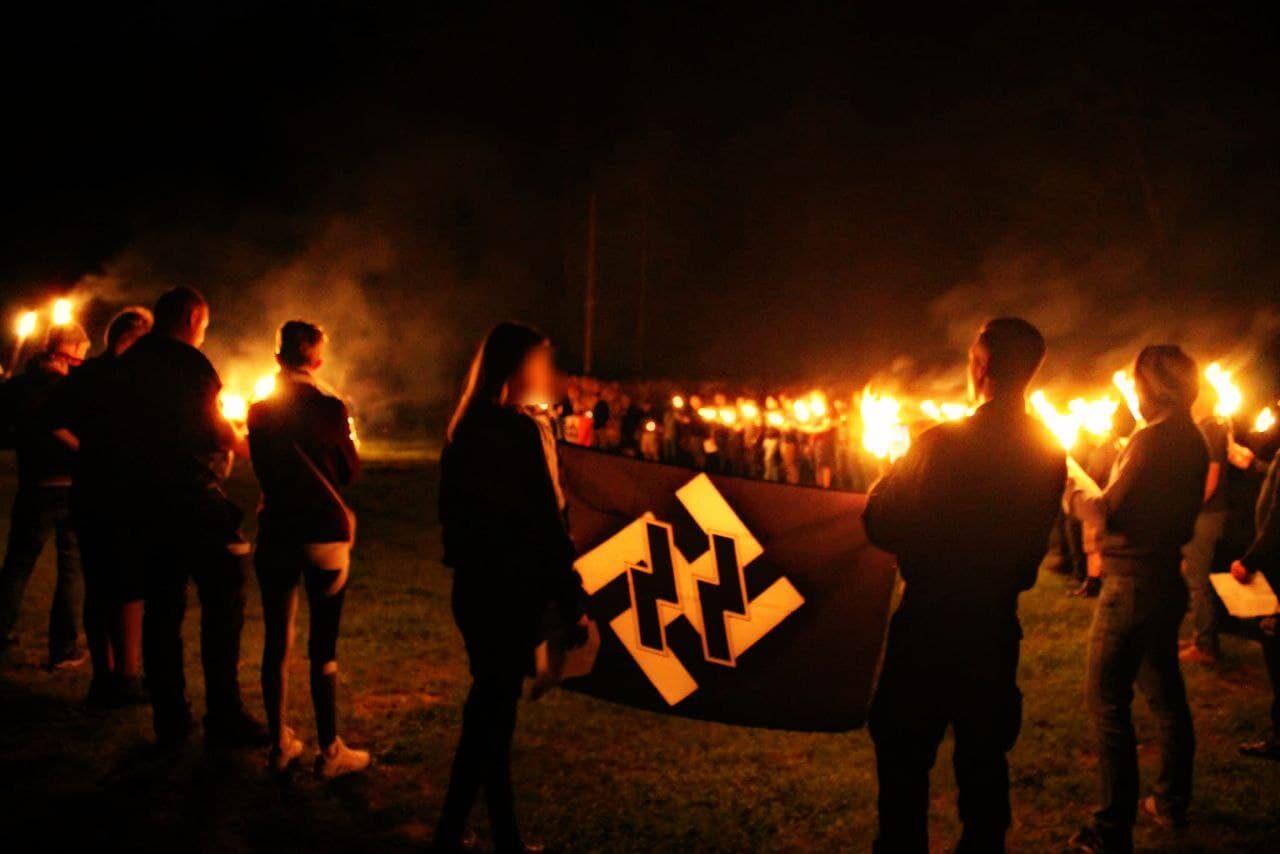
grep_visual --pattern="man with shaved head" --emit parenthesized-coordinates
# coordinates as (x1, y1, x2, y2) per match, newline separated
(863, 317, 1067, 853)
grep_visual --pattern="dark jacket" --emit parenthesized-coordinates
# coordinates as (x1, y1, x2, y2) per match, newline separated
(863, 398, 1067, 619)
(248, 372, 359, 544)
(105, 333, 237, 497)
(0, 357, 76, 487)
(1066, 411, 1209, 566)
(1242, 454, 1280, 588)
(46, 352, 124, 506)
(439, 403, 582, 622)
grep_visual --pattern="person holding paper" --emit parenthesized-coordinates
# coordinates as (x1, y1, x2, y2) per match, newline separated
(1229, 451, 1280, 761)
(1064, 345, 1208, 853)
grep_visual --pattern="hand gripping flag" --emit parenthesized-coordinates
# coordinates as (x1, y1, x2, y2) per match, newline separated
(560, 446, 897, 732)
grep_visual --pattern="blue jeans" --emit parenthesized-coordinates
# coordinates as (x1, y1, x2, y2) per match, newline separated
(1086, 569, 1194, 848)
(0, 485, 81, 662)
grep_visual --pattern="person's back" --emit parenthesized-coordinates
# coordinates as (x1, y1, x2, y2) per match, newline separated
(866, 401, 1065, 621)
(107, 332, 234, 501)
(2, 357, 77, 488)
(863, 317, 1064, 854)
(248, 373, 359, 546)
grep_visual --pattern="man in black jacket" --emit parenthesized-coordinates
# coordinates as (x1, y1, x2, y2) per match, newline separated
(863, 317, 1066, 854)
(105, 287, 266, 748)
(0, 323, 91, 668)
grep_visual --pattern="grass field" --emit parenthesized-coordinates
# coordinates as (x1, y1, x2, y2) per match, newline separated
(1, 451, 1278, 852)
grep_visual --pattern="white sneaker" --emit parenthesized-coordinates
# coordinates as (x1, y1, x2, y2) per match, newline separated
(314, 737, 371, 779)
(268, 727, 305, 772)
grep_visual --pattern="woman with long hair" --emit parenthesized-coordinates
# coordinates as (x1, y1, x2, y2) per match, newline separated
(433, 322, 587, 853)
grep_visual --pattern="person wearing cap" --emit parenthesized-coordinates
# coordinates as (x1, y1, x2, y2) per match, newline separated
(1065, 345, 1209, 853)
(0, 321, 91, 668)
(46, 306, 153, 705)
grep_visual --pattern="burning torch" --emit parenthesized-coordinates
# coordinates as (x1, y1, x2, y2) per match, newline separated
(7, 310, 38, 375)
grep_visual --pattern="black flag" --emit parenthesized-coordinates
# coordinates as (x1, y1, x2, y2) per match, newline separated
(560, 446, 897, 732)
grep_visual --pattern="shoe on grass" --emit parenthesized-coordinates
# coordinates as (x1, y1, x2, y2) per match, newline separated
(315, 737, 371, 779)
(1240, 738, 1280, 761)
(1140, 794, 1188, 830)
(269, 727, 305, 772)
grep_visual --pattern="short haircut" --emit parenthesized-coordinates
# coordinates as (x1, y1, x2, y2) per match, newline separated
(276, 320, 327, 369)
(152, 286, 207, 334)
(1135, 345, 1199, 410)
(45, 322, 90, 355)
(104, 306, 153, 349)
(974, 317, 1046, 390)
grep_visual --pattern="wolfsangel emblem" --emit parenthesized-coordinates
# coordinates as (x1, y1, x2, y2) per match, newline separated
(574, 473, 805, 705)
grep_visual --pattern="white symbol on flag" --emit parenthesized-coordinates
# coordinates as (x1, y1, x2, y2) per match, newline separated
(574, 474, 804, 705)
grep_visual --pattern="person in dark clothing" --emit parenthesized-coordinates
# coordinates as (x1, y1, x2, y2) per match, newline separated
(1179, 407, 1232, 663)
(863, 317, 1066, 854)
(248, 320, 369, 777)
(104, 286, 266, 748)
(1065, 345, 1209, 854)
(433, 322, 587, 854)
(0, 322, 91, 668)
(1229, 452, 1280, 761)
(47, 306, 152, 705)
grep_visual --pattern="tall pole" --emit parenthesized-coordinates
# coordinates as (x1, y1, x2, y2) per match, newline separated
(584, 193, 598, 375)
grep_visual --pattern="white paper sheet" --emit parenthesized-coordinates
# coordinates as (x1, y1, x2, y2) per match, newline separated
(1210, 571, 1280, 619)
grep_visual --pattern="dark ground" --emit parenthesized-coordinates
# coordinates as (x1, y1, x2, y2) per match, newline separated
(0, 452, 1277, 852)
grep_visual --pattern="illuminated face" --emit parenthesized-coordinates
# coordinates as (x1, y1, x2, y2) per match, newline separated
(190, 305, 210, 349)
(510, 344, 554, 407)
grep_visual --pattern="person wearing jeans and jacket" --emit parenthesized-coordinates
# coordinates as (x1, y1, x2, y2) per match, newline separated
(1065, 345, 1209, 854)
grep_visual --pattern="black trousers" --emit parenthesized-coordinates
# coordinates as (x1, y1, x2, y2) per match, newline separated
(0, 485, 81, 662)
(870, 611, 1023, 854)
(139, 506, 249, 740)
(435, 581, 538, 852)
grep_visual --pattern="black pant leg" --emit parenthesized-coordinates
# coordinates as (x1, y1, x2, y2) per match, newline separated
(143, 560, 191, 738)
(869, 622, 950, 854)
(304, 566, 346, 749)
(48, 489, 82, 662)
(1135, 589, 1195, 819)
(0, 488, 55, 641)
(193, 546, 248, 721)
(1264, 630, 1280, 738)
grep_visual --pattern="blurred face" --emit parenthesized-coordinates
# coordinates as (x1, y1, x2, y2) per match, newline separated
(1135, 370, 1164, 422)
(507, 344, 554, 407)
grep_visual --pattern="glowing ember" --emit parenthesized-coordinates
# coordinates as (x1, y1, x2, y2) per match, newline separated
(644, 419, 657, 432)
(1255, 406, 1276, 433)
(14, 310, 37, 339)
(671, 394, 684, 410)
(253, 373, 278, 401)
(860, 389, 910, 461)
(347, 415, 360, 447)
(219, 392, 248, 423)
(1204, 362, 1242, 418)
(51, 298, 74, 326)
(1112, 370, 1142, 425)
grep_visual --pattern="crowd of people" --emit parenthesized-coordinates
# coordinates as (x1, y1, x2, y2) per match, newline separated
(2, 296, 1280, 853)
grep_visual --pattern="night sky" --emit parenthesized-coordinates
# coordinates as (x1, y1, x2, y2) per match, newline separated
(3, 3, 1279, 412)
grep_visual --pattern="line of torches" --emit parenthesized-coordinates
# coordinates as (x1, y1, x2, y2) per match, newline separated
(10, 302, 1276, 459)
(668, 361, 1278, 464)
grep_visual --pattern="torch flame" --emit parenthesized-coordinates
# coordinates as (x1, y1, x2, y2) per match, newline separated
(671, 395, 684, 410)
(860, 389, 910, 461)
(219, 392, 248, 423)
(920, 399, 970, 422)
(766, 411, 785, 428)
(1204, 362, 1242, 418)
(697, 406, 718, 423)
(51, 298, 73, 326)
(739, 400, 760, 420)
(1030, 390, 1080, 451)
(793, 399, 812, 424)
(808, 391, 828, 419)
(718, 406, 738, 425)
(1112, 370, 1143, 425)
(253, 373, 278, 401)
(14, 311, 37, 340)
(1255, 406, 1276, 433)
(1068, 395, 1118, 441)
